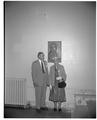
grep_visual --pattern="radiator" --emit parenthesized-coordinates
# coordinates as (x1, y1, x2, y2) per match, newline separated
(5, 78, 27, 106)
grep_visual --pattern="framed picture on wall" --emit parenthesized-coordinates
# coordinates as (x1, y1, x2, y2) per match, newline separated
(48, 41, 61, 63)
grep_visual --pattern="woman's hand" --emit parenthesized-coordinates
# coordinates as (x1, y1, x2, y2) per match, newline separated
(56, 76, 62, 81)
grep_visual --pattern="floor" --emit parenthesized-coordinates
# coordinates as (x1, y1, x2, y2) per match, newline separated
(4, 105, 96, 118)
(4, 107, 71, 118)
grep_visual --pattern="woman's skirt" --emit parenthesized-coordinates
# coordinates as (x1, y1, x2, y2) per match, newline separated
(49, 85, 66, 102)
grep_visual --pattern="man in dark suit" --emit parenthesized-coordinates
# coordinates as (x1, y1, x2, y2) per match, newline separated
(31, 52, 49, 112)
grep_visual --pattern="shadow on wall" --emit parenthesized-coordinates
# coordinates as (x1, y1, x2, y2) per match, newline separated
(86, 100, 96, 118)
(72, 100, 96, 118)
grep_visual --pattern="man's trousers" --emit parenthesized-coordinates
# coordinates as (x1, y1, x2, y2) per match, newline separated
(35, 85, 47, 109)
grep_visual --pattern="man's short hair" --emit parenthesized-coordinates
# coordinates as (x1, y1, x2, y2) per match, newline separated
(37, 52, 44, 58)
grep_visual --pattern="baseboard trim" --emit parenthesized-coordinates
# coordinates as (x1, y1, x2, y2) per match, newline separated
(4, 104, 26, 109)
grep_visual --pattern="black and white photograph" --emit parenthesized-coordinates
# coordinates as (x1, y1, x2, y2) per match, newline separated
(4, 1, 96, 118)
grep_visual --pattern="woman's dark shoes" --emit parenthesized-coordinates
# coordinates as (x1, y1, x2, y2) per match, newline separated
(58, 108, 62, 112)
(53, 108, 57, 111)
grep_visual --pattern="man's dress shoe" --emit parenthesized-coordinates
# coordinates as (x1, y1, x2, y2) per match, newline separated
(36, 108, 41, 113)
(40, 107, 48, 111)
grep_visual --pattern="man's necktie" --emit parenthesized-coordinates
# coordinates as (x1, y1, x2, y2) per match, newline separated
(41, 62, 45, 73)
(55, 65, 58, 77)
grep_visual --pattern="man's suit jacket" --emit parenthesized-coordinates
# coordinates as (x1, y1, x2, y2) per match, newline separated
(31, 60, 49, 87)
(49, 64, 67, 86)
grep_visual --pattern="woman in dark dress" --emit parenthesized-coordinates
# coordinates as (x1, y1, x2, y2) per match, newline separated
(49, 58, 67, 112)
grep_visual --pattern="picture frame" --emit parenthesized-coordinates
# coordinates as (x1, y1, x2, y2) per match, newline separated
(48, 41, 61, 63)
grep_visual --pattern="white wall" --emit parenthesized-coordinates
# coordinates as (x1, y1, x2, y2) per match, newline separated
(5, 1, 96, 104)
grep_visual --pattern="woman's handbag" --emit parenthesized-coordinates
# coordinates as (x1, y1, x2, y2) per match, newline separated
(58, 80, 66, 88)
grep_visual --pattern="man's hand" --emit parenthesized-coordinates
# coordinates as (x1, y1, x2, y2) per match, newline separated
(49, 85, 52, 90)
(46, 83, 50, 87)
(33, 82, 38, 87)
